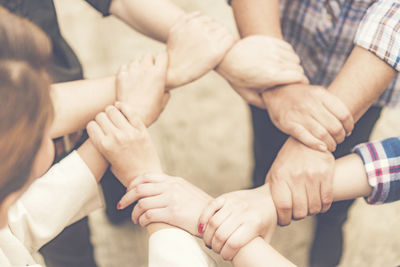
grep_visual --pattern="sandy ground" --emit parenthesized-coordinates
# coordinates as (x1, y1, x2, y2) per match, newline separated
(41, 1, 400, 266)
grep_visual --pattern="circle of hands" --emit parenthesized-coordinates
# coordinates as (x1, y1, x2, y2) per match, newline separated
(86, 11, 354, 262)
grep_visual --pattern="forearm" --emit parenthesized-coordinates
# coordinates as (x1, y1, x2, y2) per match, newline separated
(109, 0, 184, 42)
(233, 237, 295, 267)
(328, 46, 396, 121)
(231, 0, 282, 38)
(77, 140, 109, 182)
(332, 153, 371, 201)
(50, 76, 116, 138)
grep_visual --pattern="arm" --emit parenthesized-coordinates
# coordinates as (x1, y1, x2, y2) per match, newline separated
(328, 46, 396, 122)
(50, 51, 170, 139)
(230, 0, 282, 38)
(216, 0, 307, 109)
(109, 0, 184, 42)
(328, 0, 400, 121)
(7, 140, 107, 252)
(110, 0, 235, 88)
(264, 1, 399, 225)
(50, 76, 116, 139)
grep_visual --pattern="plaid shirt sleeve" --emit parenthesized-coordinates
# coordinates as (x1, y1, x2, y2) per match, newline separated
(352, 137, 400, 204)
(354, 1, 400, 71)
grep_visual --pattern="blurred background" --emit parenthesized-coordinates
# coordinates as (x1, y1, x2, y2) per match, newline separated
(40, 0, 400, 266)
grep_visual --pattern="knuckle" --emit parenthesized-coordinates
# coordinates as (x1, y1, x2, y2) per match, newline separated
(144, 210, 153, 220)
(209, 218, 217, 228)
(226, 239, 241, 251)
(100, 138, 112, 150)
(293, 211, 307, 220)
(214, 232, 224, 242)
(137, 200, 145, 210)
(321, 195, 333, 206)
(309, 204, 322, 215)
(277, 202, 292, 212)
(331, 125, 344, 136)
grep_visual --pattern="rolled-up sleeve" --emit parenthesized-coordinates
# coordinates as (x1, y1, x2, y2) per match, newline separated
(85, 0, 112, 16)
(352, 137, 400, 204)
(8, 151, 103, 253)
(354, 1, 400, 71)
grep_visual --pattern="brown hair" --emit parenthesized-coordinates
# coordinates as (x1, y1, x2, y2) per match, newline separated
(0, 7, 53, 203)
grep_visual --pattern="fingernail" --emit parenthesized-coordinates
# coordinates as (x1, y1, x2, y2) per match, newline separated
(117, 202, 122, 210)
(347, 131, 352, 137)
(198, 223, 204, 234)
(319, 144, 327, 151)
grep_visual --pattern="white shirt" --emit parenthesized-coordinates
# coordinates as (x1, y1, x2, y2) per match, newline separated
(0, 151, 103, 267)
(0, 151, 216, 267)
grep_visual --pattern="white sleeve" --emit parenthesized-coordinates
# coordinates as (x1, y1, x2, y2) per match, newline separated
(7, 151, 103, 253)
(148, 228, 216, 267)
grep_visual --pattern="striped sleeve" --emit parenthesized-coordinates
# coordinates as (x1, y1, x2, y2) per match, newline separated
(354, 1, 400, 71)
(352, 137, 400, 204)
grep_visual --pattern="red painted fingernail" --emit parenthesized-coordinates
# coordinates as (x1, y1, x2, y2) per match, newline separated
(117, 202, 122, 210)
(198, 223, 204, 234)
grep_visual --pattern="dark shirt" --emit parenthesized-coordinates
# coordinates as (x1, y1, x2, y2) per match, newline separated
(0, 0, 112, 82)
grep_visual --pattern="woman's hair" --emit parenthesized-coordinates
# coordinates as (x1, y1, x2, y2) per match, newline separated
(0, 7, 53, 203)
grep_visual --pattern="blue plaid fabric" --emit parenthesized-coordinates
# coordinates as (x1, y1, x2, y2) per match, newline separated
(353, 137, 400, 204)
(228, 0, 400, 107)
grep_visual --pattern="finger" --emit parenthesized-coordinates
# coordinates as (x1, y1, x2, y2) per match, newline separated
(211, 214, 242, 254)
(86, 121, 106, 147)
(155, 51, 168, 77)
(301, 118, 337, 152)
(105, 105, 133, 131)
(322, 94, 354, 136)
(137, 208, 171, 227)
(287, 122, 328, 152)
(268, 178, 293, 226)
(127, 173, 166, 191)
(306, 178, 322, 215)
(161, 93, 170, 109)
(119, 183, 163, 210)
(220, 224, 252, 261)
(132, 194, 167, 224)
(143, 53, 155, 66)
(198, 197, 225, 235)
(115, 102, 146, 131)
(274, 38, 296, 53)
(271, 70, 308, 87)
(95, 112, 119, 136)
(312, 107, 346, 146)
(320, 177, 333, 213)
(203, 207, 232, 246)
(290, 182, 308, 220)
(275, 48, 301, 65)
(234, 87, 266, 109)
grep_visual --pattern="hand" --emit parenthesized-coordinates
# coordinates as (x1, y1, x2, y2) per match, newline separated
(118, 173, 213, 235)
(116, 52, 169, 127)
(263, 83, 354, 152)
(267, 137, 335, 226)
(216, 35, 308, 90)
(87, 105, 162, 186)
(166, 12, 236, 88)
(198, 185, 277, 261)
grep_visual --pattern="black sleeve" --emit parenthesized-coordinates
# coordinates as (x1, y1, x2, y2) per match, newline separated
(85, 0, 112, 16)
